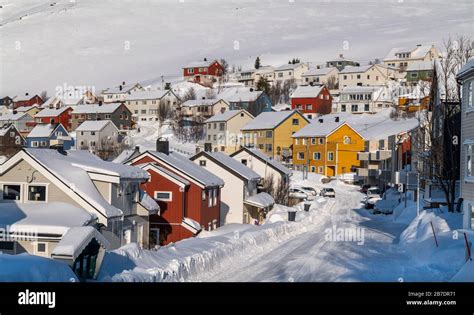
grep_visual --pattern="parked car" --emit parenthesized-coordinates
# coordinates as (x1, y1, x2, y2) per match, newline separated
(360, 184, 371, 194)
(364, 187, 382, 209)
(297, 186, 318, 196)
(289, 188, 309, 200)
(320, 187, 336, 198)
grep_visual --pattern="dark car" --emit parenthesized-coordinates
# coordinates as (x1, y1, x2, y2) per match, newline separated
(360, 184, 371, 194)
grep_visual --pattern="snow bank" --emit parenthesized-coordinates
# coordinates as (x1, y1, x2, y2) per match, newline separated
(98, 198, 333, 282)
(392, 201, 417, 224)
(0, 253, 77, 282)
(451, 260, 474, 282)
(398, 208, 465, 279)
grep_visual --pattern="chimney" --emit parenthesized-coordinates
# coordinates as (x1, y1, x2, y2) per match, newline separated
(335, 116, 340, 122)
(25, 92, 29, 96)
(204, 57, 207, 62)
(249, 88, 254, 92)
(156, 137, 169, 155)
(119, 85, 123, 91)
(122, 81, 126, 86)
(417, 44, 422, 47)
(318, 118, 324, 123)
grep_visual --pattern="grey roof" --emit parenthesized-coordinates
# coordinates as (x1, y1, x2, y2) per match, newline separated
(339, 65, 373, 74)
(72, 103, 122, 114)
(35, 106, 71, 118)
(205, 109, 252, 123)
(293, 119, 347, 138)
(75, 120, 115, 132)
(244, 192, 274, 208)
(0, 112, 30, 121)
(302, 67, 338, 77)
(194, 151, 260, 181)
(27, 123, 63, 138)
(102, 83, 141, 94)
(406, 61, 434, 72)
(139, 163, 190, 186)
(291, 85, 324, 98)
(231, 147, 291, 175)
(457, 59, 474, 80)
(15, 104, 40, 112)
(183, 60, 216, 68)
(275, 63, 305, 71)
(126, 90, 173, 101)
(241, 110, 306, 131)
(148, 151, 224, 187)
(340, 86, 382, 94)
(384, 45, 433, 61)
(181, 99, 224, 107)
(217, 88, 263, 103)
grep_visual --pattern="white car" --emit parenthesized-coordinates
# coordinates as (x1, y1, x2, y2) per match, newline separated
(292, 186, 318, 196)
(289, 188, 309, 200)
(320, 187, 336, 198)
(364, 187, 382, 209)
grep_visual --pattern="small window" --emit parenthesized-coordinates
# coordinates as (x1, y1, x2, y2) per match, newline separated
(36, 242, 47, 253)
(241, 159, 247, 166)
(200, 160, 207, 167)
(343, 136, 351, 144)
(297, 152, 305, 160)
(313, 152, 321, 160)
(328, 152, 334, 161)
(202, 190, 206, 201)
(292, 118, 299, 125)
(266, 131, 273, 138)
(0, 241, 15, 251)
(318, 166, 323, 173)
(154, 191, 172, 201)
(28, 185, 46, 201)
(310, 166, 316, 172)
(3, 184, 21, 201)
(318, 138, 324, 145)
(467, 144, 474, 178)
(208, 190, 212, 207)
(311, 138, 316, 145)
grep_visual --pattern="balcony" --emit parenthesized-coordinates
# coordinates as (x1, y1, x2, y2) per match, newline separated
(357, 152, 370, 161)
(357, 168, 379, 178)
(358, 150, 391, 161)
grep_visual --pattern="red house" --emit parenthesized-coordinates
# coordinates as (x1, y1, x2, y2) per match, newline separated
(126, 148, 224, 246)
(290, 85, 332, 119)
(183, 59, 224, 84)
(31, 106, 74, 131)
(13, 93, 44, 109)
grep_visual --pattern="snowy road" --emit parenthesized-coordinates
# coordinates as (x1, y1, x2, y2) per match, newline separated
(192, 182, 446, 282)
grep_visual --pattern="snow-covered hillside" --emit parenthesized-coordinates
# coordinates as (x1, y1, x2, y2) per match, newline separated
(1, 0, 472, 95)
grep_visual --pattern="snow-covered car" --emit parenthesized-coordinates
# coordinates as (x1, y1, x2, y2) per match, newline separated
(366, 187, 382, 199)
(293, 186, 318, 196)
(374, 199, 400, 214)
(365, 196, 382, 209)
(289, 188, 309, 200)
(320, 187, 336, 198)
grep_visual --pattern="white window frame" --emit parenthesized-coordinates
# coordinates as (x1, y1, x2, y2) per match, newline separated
(26, 184, 48, 203)
(1, 183, 23, 202)
(318, 166, 323, 174)
(328, 152, 334, 161)
(34, 242, 48, 257)
(297, 152, 305, 160)
(154, 191, 173, 201)
(466, 143, 474, 181)
(208, 190, 212, 207)
(213, 188, 217, 206)
(313, 152, 321, 160)
(31, 141, 39, 148)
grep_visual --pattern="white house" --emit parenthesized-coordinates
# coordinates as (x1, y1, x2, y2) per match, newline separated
(383, 44, 439, 70)
(125, 90, 179, 121)
(191, 151, 274, 225)
(338, 64, 400, 88)
(334, 86, 393, 114)
(274, 63, 309, 83)
(75, 120, 121, 155)
(230, 146, 292, 191)
(302, 67, 339, 86)
(101, 83, 144, 103)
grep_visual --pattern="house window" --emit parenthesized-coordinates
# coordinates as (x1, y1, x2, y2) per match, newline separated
(213, 188, 217, 206)
(328, 152, 334, 161)
(468, 81, 473, 108)
(266, 131, 273, 138)
(306, 104, 313, 110)
(364, 104, 370, 112)
(208, 190, 212, 207)
(105, 114, 112, 119)
(265, 144, 273, 152)
(28, 185, 46, 201)
(154, 191, 172, 201)
(297, 152, 305, 160)
(91, 131, 96, 136)
(351, 104, 358, 112)
(219, 123, 225, 131)
(0, 241, 15, 251)
(318, 138, 324, 145)
(313, 152, 321, 160)
(467, 144, 474, 178)
(200, 160, 206, 167)
(357, 75, 361, 79)
(292, 118, 299, 125)
(343, 136, 351, 144)
(202, 190, 206, 201)
(311, 138, 316, 145)
(2, 184, 21, 200)
(207, 135, 211, 141)
(35, 242, 47, 255)
(341, 104, 346, 112)
(31, 141, 39, 148)
(295, 139, 299, 145)
(310, 166, 316, 172)
(343, 75, 347, 80)
(318, 166, 323, 173)
(188, 68, 194, 74)
(302, 138, 307, 145)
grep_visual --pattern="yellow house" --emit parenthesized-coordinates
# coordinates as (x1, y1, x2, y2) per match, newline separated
(292, 118, 364, 177)
(241, 110, 309, 161)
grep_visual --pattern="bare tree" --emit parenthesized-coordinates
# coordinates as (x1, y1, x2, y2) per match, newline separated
(261, 174, 289, 206)
(325, 75, 338, 90)
(182, 87, 197, 102)
(157, 99, 172, 124)
(205, 89, 217, 99)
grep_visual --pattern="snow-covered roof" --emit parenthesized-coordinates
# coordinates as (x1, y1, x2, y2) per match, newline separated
(113, 148, 140, 164)
(34, 106, 71, 118)
(52, 226, 110, 260)
(275, 63, 305, 71)
(291, 85, 325, 98)
(193, 151, 261, 181)
(0, 202, 96, 236)
(205, 109, 252, 123)
(139, 190, 160, 215)
(181, 217, 202, 234)
(148, 151, 224, 187)
(339, 65, 373, 74)
(0, 112, 30, 121)
(181, 99, 224, 107)
(406, 61, 434, 72)
(339, 86, 383, 94)
(384, 45, 433, 61)
(217, 87, 263, 103)
(457, 59, 474, 80)
(244, 192, 275, 208)
(0, 124, 18, 137)
(102, 83, 141, 94)
(293, 119, 348, 138)
(72, 103, 122, 114)
(40, 97, 62, 109)
(75, 120, 114, 132)
(183, 59, 216, 68)
(126, 90, 172, 101)
(137, 162, 190, 186)
(233, 147, 291, 176)
(23, 149, 149, 218)
(15, 104, 39, 112)
(27, 123, 65, 138)
(241, 110, 305, 131)
(302, 67, 338, 77)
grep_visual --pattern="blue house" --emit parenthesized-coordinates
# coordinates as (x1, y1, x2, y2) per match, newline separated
(218, 88, 273, 117)
(26, 123, 74, 150)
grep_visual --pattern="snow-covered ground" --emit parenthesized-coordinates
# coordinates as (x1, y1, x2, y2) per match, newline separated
(99, 171, 469, 282)
(1, 0, 473, 95)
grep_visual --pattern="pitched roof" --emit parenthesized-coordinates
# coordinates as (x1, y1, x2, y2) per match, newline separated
(181, 99, 225, 107)
(183, 59, 218, 68)
(52, 226, 110, 260)
(406, 61, 434, 72)
(339, 86, 382, 94)
(384, 45, 433, 61)
(102, 83, 141, 94)
(291, 85, 324, 98)
(293, 119, 349, 138)
(147, 151, 224, 187)
(27, 123, 64, 138)
(217, 88, 263, 103)
(0, 202, 96, 236)
(75, 120, 115, 132)
(230, 147, 291, 175)
(456, 59, 474, 80)
(275, 63, 305, 71)
(15, 104, 39, 112)
(241, 110, 307, 131)
(72, 103, 122, 114)
(205, 109, 252, 123)
(339, 65, 373, 74)
(192, 151, 260, 181)
(0, 124, 19, 137)
(136, 162, 190, 186)
(34, 106, 71, 118)
(126, 90, 173, 101)
(0, 112, 30, 121)
(302, 67, 338, 77)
